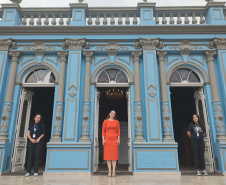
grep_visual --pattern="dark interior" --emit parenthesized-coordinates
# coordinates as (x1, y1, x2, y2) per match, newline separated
(97, 87, 128, 172)
(25, 87, 54, 171)
(170, 87, 198, 171)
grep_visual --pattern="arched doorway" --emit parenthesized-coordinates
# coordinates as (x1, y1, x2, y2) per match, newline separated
(11, 69, 55, 173)
(169, 68, 214, 173)
(93, 68, 133, 174)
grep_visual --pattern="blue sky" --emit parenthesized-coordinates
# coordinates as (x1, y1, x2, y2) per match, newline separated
(0, 0, 225, 7)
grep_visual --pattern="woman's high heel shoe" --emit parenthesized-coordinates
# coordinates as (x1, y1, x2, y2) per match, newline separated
(112, 173, 116, 177)
(107, 172, 111, 177)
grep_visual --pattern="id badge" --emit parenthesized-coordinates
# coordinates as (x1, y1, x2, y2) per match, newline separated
(197, 133, 199, 137)
(33, 134, 36, 138)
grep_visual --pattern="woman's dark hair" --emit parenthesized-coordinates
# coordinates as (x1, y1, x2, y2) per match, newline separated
(192, 114, 200, 123)
(33, 113, 43, 124)
(106, 110, 117, 120)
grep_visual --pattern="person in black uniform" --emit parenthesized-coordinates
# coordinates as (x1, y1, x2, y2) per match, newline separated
(25, 113, 45, 177)
(187, 114, 208, 176)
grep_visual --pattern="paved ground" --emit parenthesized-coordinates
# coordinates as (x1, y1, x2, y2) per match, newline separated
(0, 173, 226, 185)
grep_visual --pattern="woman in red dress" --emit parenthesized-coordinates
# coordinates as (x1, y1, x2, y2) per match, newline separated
(102, 110, 120, 177)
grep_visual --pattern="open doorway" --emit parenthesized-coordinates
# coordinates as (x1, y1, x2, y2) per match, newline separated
(170, 87, 214, 173)
(11, 87, 54, 173)
(95, 87, 129, 173)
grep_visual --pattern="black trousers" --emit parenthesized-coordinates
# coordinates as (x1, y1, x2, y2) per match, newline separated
(26, 141, 42, 173)
(190, 139, 205, 170)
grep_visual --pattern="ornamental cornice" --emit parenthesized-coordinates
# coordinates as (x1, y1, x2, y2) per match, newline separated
(107, 41, 118, 50)
(0, 38, 18, 51)
(205, 50, 216, 62)
(207, 38, 226, 50)
(57, 51, 68, 63)
(83, 51, 93, 63)
(134, 38, 164, 50)
(131, 51, 142, 63)
(62, 38, 91, 50)
(9, 51, 21, 63)
(1, 25, 226, 35)
(157, 50, 167, 62)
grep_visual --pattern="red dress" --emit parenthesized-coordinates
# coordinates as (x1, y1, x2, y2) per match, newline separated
(102, 119, 120, 160)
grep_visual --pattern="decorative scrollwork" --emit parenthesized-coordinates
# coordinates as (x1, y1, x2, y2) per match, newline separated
(81, 102, 91, 134)
(0, 103, 12, 134)
(58, 51, 68, 63)
(207, 38, 226, 50)
(157, 50, 167, 62)
(83, 51, 94, 63)
(9, 51, 21, 63)
(53, 102, 64, 134)
(0, 39, 18, 50)
(205, 50, 217, 62)
(134, 38, 164, 50)
(162, 102, 172, 134)
(213, 102, 225, 134)
(134, 102, 143, 134)
(62, 38, 91, 50)
(131, 51, 142, 62)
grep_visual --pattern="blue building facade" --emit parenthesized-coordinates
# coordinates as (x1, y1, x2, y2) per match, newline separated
(0, 0, 226, 175)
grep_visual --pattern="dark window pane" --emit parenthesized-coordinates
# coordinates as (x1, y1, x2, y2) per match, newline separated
(106, 69, 119, 81)
(35, 69, 49, 82)
(188, 71, 200, 82)
(25, 72, 37, 83)
(97, 71, 109, 83)
(177, 68, 190, 81)
(169, 71, 181, 82)
(116, 71, 128, 83)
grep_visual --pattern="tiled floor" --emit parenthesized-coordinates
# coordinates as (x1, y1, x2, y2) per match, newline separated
(1, 174, 226, 185)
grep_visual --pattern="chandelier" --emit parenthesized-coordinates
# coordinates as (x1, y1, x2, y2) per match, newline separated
(105, 89, 124, 99)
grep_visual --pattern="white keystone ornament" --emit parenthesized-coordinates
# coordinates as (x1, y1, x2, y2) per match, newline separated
(78, 0, 84, 3)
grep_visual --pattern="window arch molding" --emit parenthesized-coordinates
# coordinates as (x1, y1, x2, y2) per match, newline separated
(97, 68, 128, 84)
(91, 63, 133, 86)
(166, 63, 209, 87)
(16, 64, 59, 85)
(167, 65, 206, 87)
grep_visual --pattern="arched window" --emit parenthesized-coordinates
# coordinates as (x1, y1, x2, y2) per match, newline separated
(97, 69, 128, 83)
(25, 69, 55, 84)
(169, 68, 201, 83)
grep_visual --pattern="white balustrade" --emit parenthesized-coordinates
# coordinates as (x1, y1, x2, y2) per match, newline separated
(0, 6, 218, 26)
(154, 12, 206, 25)
(85, 12, 140, 26)
(20, 11, 72, 26)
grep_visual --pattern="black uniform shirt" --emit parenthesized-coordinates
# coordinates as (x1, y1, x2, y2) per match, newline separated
(28, 123, 45, 142)
(188, 122, 206, 140)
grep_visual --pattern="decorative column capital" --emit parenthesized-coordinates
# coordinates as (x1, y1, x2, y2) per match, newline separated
(0, 39, 18, 51)
(205, 50, 217, 62)
(131, 51, 142, 62)
(157, 50, 167, 62)
(10, 0, 22, 3)
(207, 38, 226, 50)
(9, 51, 21, 63)
(134, 38, 164, 50)
(62, 38, 91, 50)
(57, 51, 68, 63)
(83, 51, 94, 63)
